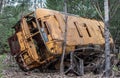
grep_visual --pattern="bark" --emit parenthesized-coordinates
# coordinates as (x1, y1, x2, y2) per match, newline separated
(0, 0, 3, 13)
(104, 0, 111, 77)
(60, 0, 68, 76)
(40, 0, 42, 8)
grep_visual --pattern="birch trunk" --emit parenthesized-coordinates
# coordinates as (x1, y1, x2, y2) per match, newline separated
(104, 0, 111, 77)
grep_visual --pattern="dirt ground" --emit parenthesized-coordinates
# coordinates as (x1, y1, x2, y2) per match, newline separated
(0, 54, 120, 78)
(1, 67, 103, 78)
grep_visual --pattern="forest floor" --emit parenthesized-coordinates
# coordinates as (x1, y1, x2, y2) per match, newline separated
(0, 54, 120, 78)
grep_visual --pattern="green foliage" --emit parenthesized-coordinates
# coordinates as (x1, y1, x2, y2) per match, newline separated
(46, 0, 64, 11)
(113, 65, 119, 71)
(109, 6, 120, 41)
(0, 0, 31, 54)
(0, 54, 6, 77)
(46, 0, 98, 19)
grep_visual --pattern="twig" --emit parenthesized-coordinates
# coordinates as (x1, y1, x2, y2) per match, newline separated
(90, 0, 104, 20)
(110, 4, 120, 19)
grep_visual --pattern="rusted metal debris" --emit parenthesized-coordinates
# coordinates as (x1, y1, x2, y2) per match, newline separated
(8, 8, 114, 75)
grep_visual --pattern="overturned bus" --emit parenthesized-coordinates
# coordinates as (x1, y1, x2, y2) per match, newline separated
(8, 8, 114, 75)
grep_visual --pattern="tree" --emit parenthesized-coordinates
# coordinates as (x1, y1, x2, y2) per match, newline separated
(60, 0, 68, 76)
(104, 0, 111, 77)
(0, 0, 3, 12)
(46, 0, 64, 11)
(0, 0, 31, 54)
(46, 0, 98, 19)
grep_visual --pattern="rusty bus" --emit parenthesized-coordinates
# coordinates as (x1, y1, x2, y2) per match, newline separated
(8, 8, 114, 75)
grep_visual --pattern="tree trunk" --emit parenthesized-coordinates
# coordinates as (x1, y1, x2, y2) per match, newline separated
(60, 0, 68, 76)
(40, 0, 42, 8)
(0, 0, 3, 13)
(104, 0, 111, 77)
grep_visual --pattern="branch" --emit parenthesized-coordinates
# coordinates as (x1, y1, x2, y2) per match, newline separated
(96, 1, 103, 18)
(90, 0, 104, 20)
(110, 2, 120, 19)
(110, 0, 118, 12)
